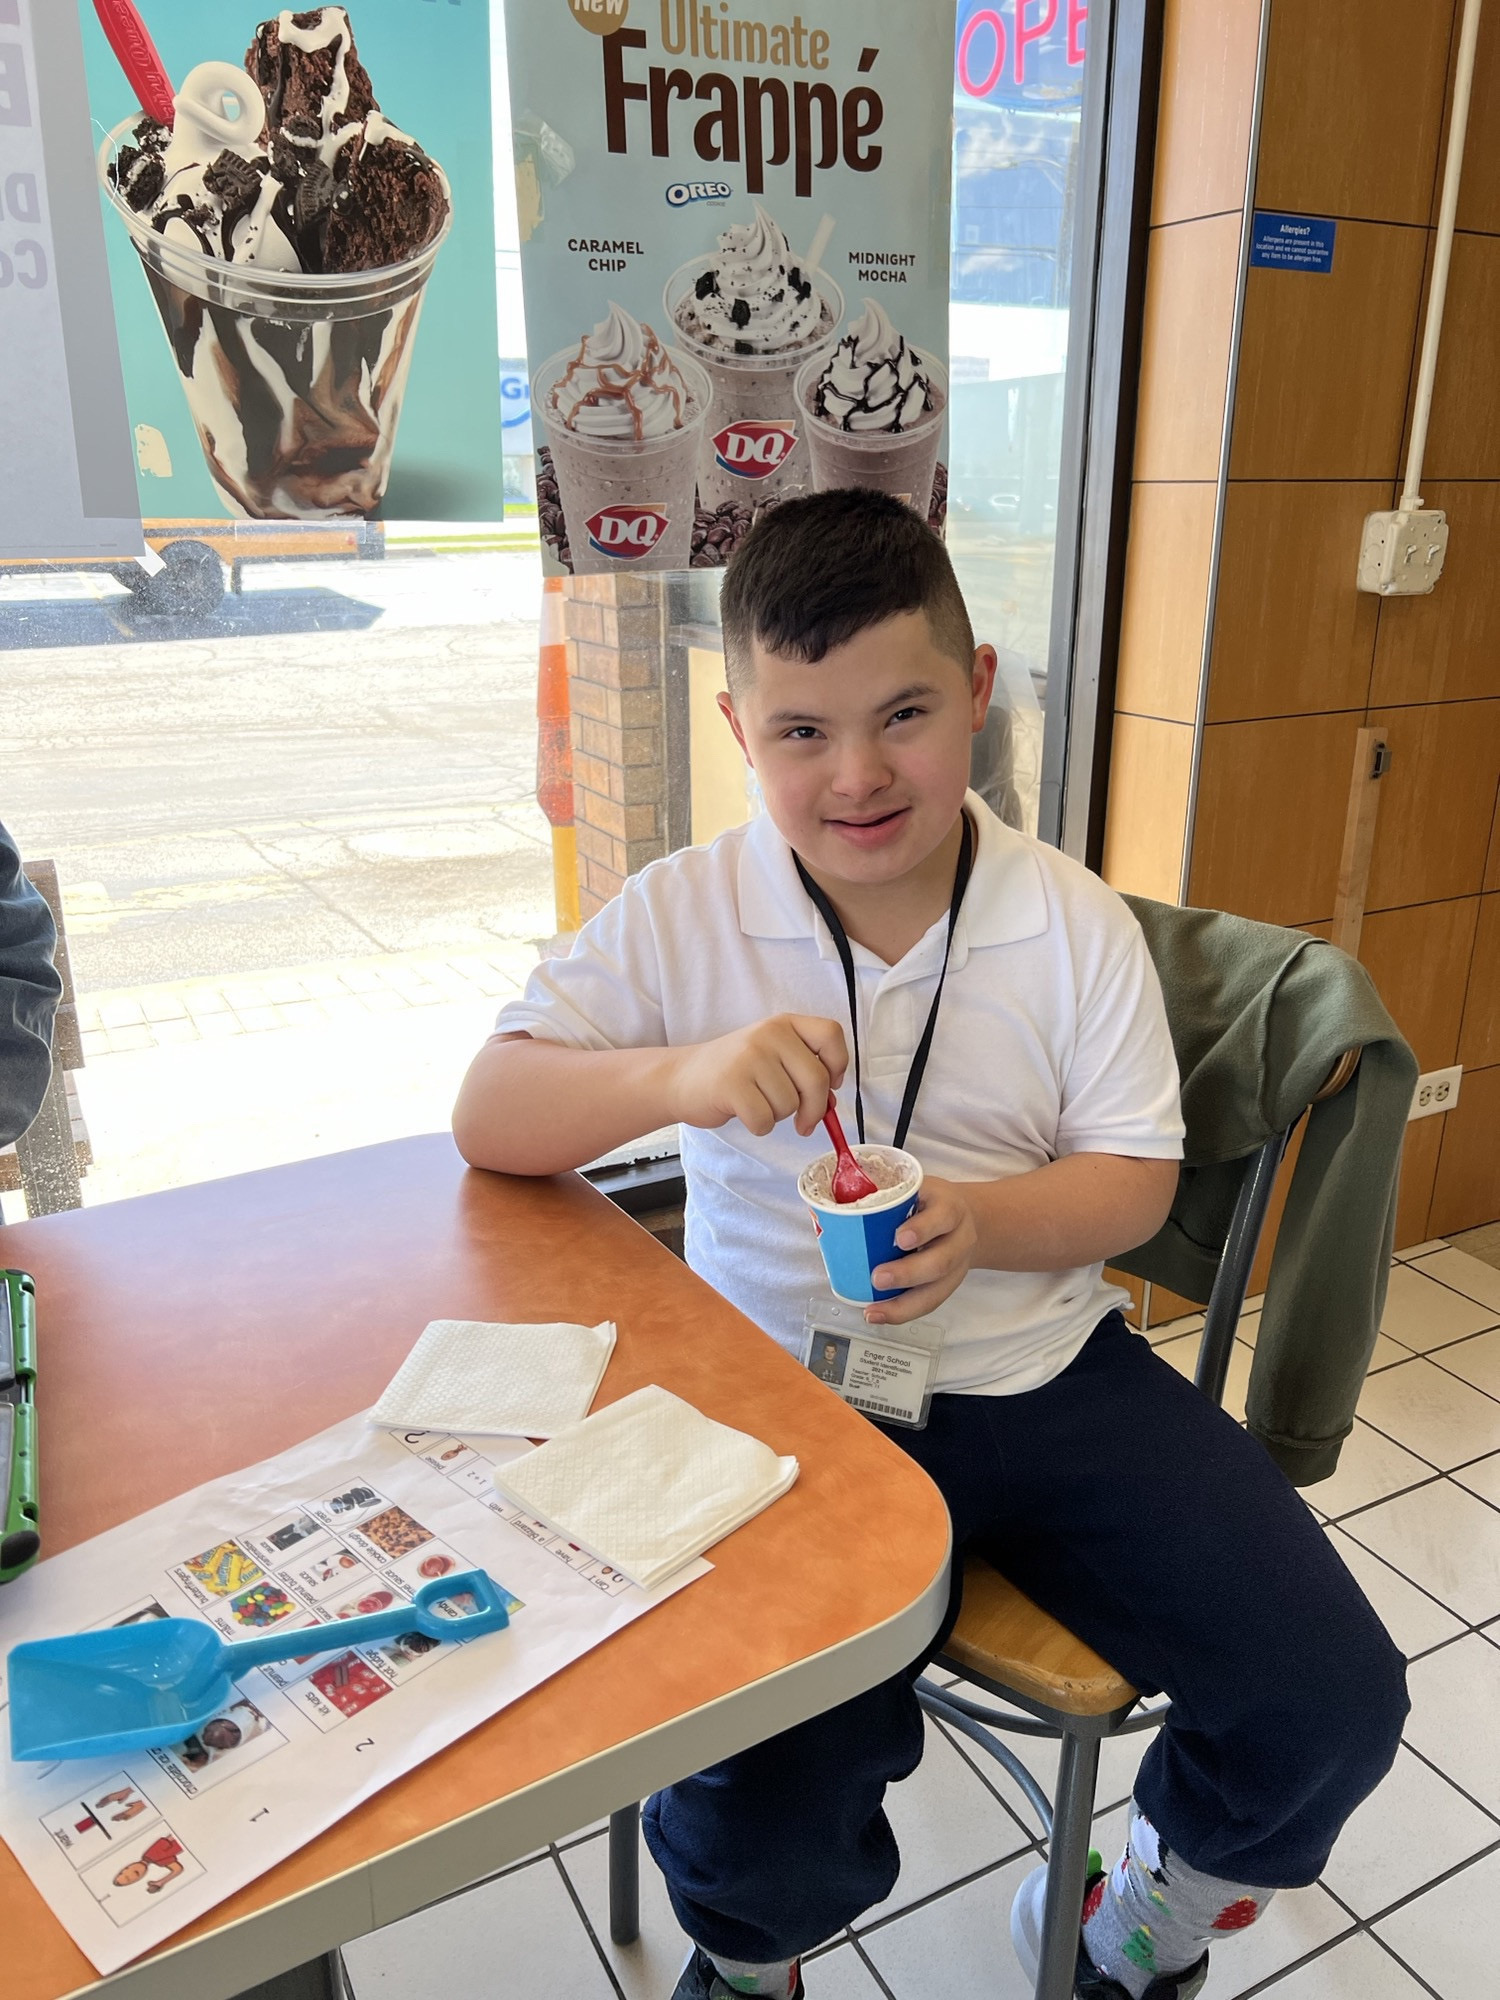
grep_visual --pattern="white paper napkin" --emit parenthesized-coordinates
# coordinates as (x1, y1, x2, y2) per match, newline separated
(492, 1384, 799, 1591)
(369, 1319, 616, 1438)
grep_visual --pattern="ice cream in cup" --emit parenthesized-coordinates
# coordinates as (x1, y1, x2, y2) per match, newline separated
(799, 1145, 923, 1306)
(665, 204, 843, 510)
(533, 303, 712, 574)
(100, 8, 450, 520)
(795, 301, 948, 519)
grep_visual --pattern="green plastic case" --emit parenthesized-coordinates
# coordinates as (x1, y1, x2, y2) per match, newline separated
(1, 1269, 39, 1583)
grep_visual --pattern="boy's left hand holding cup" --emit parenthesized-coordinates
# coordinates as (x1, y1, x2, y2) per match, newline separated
(867, 1177, 978, 1324)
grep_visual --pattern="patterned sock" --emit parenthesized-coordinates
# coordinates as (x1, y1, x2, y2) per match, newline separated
(1081, 1805, 1273, 1998)
(705, 1952, 800, 1996)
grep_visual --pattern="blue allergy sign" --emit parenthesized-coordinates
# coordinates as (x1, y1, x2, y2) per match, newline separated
(1250, 212, 1337, 272)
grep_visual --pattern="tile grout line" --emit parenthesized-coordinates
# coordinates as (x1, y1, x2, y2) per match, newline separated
(1332, 1452, 1500, 1540)
(1290, 1878, 1420, 1998)
(1325, 1837, 1500, 2000)
(1421, 1350, 1500, 1418)
(1335, 1536, 1500, 1650)
(851, 1848, 1041, 1944)
(1364, 1331, 1500, 1388)
(1402, 1249, 1500, 1312)
(1323, 1468, 1446, 1529)
(845, 1930, 900, 1999)
(1328, 1487, 1496, 1628)
(1227, 1921, 1397, 2000)
(929, 1714, 1053, 1850)
(1396, 1739, 1500, 1831)
(802, 1926, 855, 1963)
(551, 1844, 630, 2000)
(1361, 1930, 1447, 2000)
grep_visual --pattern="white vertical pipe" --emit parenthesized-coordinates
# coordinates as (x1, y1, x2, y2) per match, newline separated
(1402, 0, 1485, 510)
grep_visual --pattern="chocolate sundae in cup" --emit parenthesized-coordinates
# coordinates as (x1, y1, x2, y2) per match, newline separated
(533, 303, 711, 574)
(799, 1145, 923, 1305)
(101, 8, 449, 521)
(665, 204, 843, 511)
(795, 301, 948, 518)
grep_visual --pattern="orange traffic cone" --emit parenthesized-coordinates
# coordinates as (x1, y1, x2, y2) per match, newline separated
(537, 576, 580, 933)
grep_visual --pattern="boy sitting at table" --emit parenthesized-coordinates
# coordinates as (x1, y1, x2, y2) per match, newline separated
(453, 491, 1406, 2000)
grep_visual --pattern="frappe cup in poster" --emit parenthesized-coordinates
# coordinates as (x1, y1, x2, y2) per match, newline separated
(664, 205, 843, 510)
(795, 301, 949, 519)
(99, 8, 449, 520)
(532, 303, 711, 573)
(799, 1146, 923, 1306)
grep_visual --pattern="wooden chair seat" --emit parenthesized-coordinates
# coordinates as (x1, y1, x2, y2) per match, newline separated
(942, 1554, 1139, 1718)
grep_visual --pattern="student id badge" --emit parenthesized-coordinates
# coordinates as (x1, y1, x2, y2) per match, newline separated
(800, 1295, 945, 1430)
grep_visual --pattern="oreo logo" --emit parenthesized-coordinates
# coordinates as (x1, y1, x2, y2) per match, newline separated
(712, 420, 797, 478)
(666, 180, 733, 207)
(585, 504, 670, 560)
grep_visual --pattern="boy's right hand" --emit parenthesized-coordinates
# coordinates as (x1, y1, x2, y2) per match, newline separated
(668, 1015, 849, 1138)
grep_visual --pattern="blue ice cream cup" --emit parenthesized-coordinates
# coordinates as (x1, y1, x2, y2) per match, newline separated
(798, 1146, 924, 1305)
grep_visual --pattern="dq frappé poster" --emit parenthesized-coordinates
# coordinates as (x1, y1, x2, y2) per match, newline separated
(78, 2, 503, 522)
(505, 0, 955, 574)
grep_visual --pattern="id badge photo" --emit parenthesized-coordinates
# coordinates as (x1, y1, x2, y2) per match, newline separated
(800, 1295, 945, 1430)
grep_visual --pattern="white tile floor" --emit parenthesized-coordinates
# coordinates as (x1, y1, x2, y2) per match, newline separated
(344, 1243, 1500, 2000)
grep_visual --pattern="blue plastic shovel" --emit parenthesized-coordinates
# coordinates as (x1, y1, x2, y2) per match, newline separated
(7, 1568, 510, 1762)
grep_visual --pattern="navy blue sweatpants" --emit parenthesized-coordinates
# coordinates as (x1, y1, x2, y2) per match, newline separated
(643, 1312, 1408, 1964)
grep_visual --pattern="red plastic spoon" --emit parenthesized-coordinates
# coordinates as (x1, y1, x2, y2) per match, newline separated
(823, 1098, 879, 1204)
(94, 0, 177, 126)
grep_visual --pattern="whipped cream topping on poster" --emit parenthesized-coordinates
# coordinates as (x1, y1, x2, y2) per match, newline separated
(672, 204, 831, 354)
(507, 0, 956, 572)
(810, 299, 936, 432)
(548, 302, 698, 441)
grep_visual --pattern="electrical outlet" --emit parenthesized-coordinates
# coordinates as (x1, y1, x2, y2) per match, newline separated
(1357, 508, 1449, 595)
(1410, 1065, 1463, 1121)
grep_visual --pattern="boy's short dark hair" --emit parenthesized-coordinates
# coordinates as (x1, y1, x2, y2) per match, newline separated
(719, 489, 976, 695)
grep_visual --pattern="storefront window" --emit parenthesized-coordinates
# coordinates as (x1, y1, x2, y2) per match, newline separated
(948, 1, 1088, 836)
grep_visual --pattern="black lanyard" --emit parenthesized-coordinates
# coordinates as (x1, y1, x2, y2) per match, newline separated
(794, 812, 975, 1151)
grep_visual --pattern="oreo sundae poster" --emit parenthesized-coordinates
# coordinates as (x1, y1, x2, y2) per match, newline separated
(505, 0, 955, 574)
(78, 2, 504, 522)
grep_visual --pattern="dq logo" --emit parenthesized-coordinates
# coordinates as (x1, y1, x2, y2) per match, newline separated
(585, 504, 669, 560)
(712, 420, 797, 478)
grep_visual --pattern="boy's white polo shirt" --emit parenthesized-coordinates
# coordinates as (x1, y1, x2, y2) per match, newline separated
(494, 793, 1184, 1397)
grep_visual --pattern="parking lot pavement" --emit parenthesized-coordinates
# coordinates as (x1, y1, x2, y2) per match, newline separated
(3, 550, 553, 993)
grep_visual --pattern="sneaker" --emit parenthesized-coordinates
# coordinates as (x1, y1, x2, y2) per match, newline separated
(1010, 1864, 1208, 1999)
(670, 1946, 805, 2000)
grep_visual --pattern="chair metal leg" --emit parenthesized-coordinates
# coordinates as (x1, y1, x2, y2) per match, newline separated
(1035, 1729, 1101, 2000)
(609, 1801, 641, 1945)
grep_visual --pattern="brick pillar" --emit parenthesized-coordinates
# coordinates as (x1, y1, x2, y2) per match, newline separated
(563, 576, 671, 919)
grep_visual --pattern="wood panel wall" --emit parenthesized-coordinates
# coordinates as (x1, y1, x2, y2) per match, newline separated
(1104, 0, 1500, 1245)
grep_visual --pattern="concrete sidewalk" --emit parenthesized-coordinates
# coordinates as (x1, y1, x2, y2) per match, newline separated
(77, 942, 541, 1057)
(23, 945, 538, 1217)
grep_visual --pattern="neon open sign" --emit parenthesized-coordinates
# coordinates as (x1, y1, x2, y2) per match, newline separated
(957, 1, 1087, 97)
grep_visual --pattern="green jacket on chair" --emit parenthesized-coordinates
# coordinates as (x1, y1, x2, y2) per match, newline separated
(1114, 897, 1418, 1486)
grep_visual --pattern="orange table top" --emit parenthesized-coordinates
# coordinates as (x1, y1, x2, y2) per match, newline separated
(1, 1136, 950, 1999)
